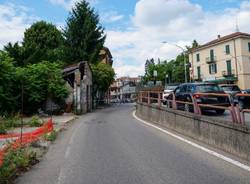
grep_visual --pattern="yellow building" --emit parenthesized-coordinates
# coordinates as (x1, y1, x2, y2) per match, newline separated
(189, 32, 250, 89)
(99, 47, 113, 66)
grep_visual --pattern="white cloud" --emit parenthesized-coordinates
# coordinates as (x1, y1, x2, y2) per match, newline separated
(101, 11, 124, 23)
(106, 0, 250, 77)
(48, 0, 98, 10)
(0, 3, 37, 49)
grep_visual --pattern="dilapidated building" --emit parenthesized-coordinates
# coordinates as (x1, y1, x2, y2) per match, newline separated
(63, 61, 93, 114)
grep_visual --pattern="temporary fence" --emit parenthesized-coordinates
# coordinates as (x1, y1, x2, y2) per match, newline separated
(138, 91, 250, 124)
(0, 118, 53, 166)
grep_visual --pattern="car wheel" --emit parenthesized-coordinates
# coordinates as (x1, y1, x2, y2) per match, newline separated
(216, 109, 225, 115)
(184, 104, 193, 112)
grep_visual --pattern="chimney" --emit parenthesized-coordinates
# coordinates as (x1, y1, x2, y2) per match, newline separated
(217, 35, 221, 39)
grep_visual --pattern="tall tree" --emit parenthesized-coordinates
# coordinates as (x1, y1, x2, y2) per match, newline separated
(22, 21, 64, 64)
(63, 0, 106, 64)
(4, 42, 25, 67)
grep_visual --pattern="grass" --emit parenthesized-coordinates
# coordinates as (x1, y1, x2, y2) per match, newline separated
(0, 147, 37, 183)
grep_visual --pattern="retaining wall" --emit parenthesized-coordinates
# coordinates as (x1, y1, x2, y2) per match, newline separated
(136, 103, 250, 161)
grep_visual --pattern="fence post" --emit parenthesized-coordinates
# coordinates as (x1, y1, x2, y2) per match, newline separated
(158, 92, 161, 107)
(172, 93, 177, 110)
(148, 91, 150, 104)
(192, 95, 201, 114)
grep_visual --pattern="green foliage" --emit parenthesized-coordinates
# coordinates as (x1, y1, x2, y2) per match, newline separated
(0, 51, 19, 115)
(0, 148, 37, 183)
(16, 61, 68, 114)
(21, 21, 64, 65)
(4, 42, 25, 67)
(28, 116, 43, 127)
(0, 123, 7, 134)
(91, 63, 115, 94)
(144, 40, 199, 84)
(63, 0, 106, 64)
(44, 130, 57, 142)
(2, 116, 21, 128)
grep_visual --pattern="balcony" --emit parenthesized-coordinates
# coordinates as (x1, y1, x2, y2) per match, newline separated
(222, 70, 235, 77)
(206, 56, 217, 64)
(193, 75, 203, 81)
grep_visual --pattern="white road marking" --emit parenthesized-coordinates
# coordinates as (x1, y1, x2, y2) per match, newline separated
(132, 111, 250, 172)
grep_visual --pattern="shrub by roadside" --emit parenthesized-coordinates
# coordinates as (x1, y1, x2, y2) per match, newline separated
(0, 147, 38, 184)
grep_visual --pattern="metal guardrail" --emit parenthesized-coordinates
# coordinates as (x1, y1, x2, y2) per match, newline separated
(138, 91, 250, 124)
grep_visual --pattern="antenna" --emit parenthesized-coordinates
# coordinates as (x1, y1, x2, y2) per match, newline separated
(235, 16, 239, 32)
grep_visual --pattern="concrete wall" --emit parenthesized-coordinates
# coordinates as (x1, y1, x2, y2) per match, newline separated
(136, 103, 250, 161)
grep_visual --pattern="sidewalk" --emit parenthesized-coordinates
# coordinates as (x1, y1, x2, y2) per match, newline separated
(0, 114, 76, 149)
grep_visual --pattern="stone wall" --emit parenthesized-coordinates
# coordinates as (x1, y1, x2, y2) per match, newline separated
(136, 103, 250, 161)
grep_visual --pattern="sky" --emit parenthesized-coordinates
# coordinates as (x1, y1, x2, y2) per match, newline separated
(0, 0, 250, 77)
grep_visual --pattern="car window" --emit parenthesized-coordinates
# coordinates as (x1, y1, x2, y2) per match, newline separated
(175, 87, 181, 93)
(166, 86, 177, 90)
(187, 85, 195, 93)
(196, 84, 223, 93)
(179, 85, 186, 93)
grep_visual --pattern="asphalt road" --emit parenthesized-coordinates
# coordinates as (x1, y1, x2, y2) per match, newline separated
(17, 104, 250, 184)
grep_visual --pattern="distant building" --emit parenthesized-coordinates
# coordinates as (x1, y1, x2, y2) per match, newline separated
(63, 61, 92, 114)
(99, 47, 113, 66)
(189, 32, 250, 89)
(110, 77, 142, 102)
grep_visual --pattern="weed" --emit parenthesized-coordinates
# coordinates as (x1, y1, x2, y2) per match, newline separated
(28, 116, 43, 127)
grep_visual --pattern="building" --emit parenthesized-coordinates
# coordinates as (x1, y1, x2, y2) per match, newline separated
(99, 47, 113, 66)
(63, 61, 93, 114)
(110, 77, 142, 102)
(189, 32, 250, 89)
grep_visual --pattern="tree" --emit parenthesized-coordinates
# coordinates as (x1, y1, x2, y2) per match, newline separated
(22, 21, 64, 64)
(3, 42, 25, 67)
(63, 0, 106, 64)
(91, 63, 115, 102)
(0, 51, 19, 115)
(16, 62, 68, 114)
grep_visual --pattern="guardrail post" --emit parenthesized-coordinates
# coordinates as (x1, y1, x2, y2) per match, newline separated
(172, 93, 177, 110)
(158, 92, 161, 107)
(147, 91, 150, 104)
(192, 95, 201, 114)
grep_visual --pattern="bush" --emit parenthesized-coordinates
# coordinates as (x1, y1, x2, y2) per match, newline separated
(3, 116, 22, 128)
(0, 147, 37, 183)
(44, 130, 57, 142)
(28, 116, 43, 127)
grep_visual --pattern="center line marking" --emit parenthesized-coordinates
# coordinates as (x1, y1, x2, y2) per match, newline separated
(132, 111, 250, 172)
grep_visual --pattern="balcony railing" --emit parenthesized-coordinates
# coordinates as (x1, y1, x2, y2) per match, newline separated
(206, 56, 217, 64)
(222, 70, 235, 77)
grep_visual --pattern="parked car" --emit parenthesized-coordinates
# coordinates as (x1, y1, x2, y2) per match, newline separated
(237, 89, 250, 110)
(166, 83, 230, 114)
(219, 84, 241, 97)
(163, 84, 179, 105)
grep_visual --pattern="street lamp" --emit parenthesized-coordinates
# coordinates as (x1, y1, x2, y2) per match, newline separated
(162, 41, 188, 83)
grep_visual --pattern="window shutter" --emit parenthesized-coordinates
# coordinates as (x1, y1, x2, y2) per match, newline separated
(209, 65, 211, 74)
(214, 64, 217, 73)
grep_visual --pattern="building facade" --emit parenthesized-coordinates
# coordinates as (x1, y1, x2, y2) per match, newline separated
(63, 61, 93, 114)
(189, 32, 250, 89)
(110, 77, 141, 102)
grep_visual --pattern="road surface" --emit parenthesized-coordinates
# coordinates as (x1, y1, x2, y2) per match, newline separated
(17, 104, 250, 184)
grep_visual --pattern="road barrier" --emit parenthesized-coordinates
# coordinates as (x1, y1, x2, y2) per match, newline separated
(0, 118, 53, 166)
(139, 91, 250, 124)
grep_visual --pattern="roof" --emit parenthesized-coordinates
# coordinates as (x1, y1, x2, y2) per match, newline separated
(100, 47, 113, 58)
(192, 32, 250, 52)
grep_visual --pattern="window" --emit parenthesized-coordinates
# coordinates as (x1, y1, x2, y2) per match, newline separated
(197, 66, 201, 79)
(248, 42, 250, 52)
(226, 60, 232, 75)
(225, 45, 230, 54)
(209, 63, 217, 74)
(210, 49, 214, 61)
(196, 53, 200, 62)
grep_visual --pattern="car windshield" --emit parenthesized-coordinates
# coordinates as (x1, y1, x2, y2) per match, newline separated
(166, 86, 177, 90)
(221, 86, 240, 91)
(196, 84, 223, 93)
